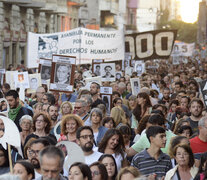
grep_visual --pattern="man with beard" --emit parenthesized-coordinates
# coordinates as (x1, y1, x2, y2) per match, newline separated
(76, 126, 102, 165)
(6, 90, 33, 131)
(48, 105, 60, 136)
(186, 99, 204, 134)
(28, 138, 50, 178)
(90, 82, 105, 108)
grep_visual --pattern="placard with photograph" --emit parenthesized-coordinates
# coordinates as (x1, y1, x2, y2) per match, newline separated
(6, 71, 18, 90)
(28, 73, 42, 93)
(130, 78, 141, 96)
(101, 94, 112, 115)
(92, 59, 104, 76)
(105, 60, 122, 72)
(115, 71, 122, 80)
(100, 63, 115, 82)
(14, 72, 30, 89)
(134, 61, 145, 76)
(123, 52, 132, 70)
(100, 87, 113, 95)
(38, 58, 52, 84)
(130, 59, 136, 67)
(84, 76, 102, 89)
(50, 55, 76, 93)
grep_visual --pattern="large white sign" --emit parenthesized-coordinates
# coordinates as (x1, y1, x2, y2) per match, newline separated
(171, 42, 195, 57)
(27, 28, 125, 68)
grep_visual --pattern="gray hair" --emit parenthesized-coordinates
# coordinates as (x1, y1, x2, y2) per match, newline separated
(90, 108, 103, 120)
(19, 115, 33, 125)
(198, 116, 207, 127)
(0, 174, 20, 180)
(75, 99, 88, 107)
(118, 82, 126, 88)
(80, 94, 93, 106)
(39, 146, 64, 169)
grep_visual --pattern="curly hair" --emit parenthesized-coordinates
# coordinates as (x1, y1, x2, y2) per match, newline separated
(61, 114, 84, 135)
(98, 129, 125, 158)
(60, 101, 73, 115)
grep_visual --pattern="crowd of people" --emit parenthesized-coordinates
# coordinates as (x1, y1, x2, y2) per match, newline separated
(1, 51, 207, 180)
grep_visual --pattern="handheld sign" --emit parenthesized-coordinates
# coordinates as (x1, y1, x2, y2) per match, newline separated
(56, 141, 85, 171)
(0, 115, 20, 149)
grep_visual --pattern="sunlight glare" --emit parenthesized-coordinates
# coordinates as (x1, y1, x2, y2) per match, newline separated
(179, 0, 202, 23)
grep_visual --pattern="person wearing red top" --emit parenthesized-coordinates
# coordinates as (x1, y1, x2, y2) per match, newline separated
(190, 117, 207, 159)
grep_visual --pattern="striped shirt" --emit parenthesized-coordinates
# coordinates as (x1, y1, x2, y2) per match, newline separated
(131, 149, 172, 178)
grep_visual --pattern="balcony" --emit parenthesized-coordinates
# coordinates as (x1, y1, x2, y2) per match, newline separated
(0, 0, 32, 3)
(100, 23, 117, 29)
(18, 0, 46, 8)
(126, 24, 137, 31)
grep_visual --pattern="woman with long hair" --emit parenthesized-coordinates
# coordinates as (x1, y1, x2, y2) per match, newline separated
(98, 128, 128, 171)
(131, 92, 152, 130)
(68, 162, 92, 180)
(89, 161, 108, 180)
(59, 114, 83, 143)
(98, 154, 118, 180)
(13, 160, 34, 180)
(110, 107, 127, 127)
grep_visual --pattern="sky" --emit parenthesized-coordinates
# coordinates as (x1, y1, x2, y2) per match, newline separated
(178, 0, 202, 23)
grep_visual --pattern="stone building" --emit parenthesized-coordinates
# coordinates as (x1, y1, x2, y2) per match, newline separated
(0, 0, 81, 68)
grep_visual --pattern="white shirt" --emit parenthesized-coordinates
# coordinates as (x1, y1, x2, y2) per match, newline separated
(85, 151, 103, 165)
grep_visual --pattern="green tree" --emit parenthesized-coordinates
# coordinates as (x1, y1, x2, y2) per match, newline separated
(159, 19, 197, 43)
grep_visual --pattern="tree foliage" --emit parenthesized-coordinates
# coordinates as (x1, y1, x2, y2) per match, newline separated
(159, 19, 197, 43)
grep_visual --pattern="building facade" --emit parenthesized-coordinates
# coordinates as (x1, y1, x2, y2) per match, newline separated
(197, 1, 207, 44)
(78, 0, 128, 31)
(125, 0, 138, 33)
(0, 0, 82, 69)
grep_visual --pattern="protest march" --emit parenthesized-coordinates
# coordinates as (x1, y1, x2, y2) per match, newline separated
(1, 26, 207, 180)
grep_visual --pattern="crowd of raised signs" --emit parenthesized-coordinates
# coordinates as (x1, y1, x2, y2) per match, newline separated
(1, 46, 207, 180)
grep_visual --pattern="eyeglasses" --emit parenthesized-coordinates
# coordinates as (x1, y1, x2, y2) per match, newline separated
(28, 150, 40, 156)
(91, 171, 100, 176)
(79, 135, 94, 140)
